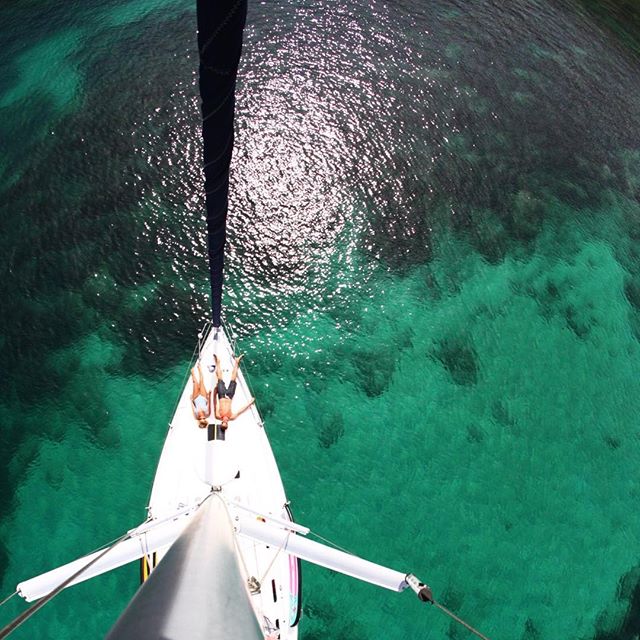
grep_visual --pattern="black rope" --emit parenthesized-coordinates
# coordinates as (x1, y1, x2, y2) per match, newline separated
(0, 530, 132, 639)
(433, 600, 492, 640)
(300, 527, 492, 640)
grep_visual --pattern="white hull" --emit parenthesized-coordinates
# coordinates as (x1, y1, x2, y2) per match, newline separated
(147, 325, 300, 638)
(13, 324, 483, 639)
(15, 326, 444, 639)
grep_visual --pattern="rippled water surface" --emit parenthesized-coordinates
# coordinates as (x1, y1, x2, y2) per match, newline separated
(2, 1, 640, 638)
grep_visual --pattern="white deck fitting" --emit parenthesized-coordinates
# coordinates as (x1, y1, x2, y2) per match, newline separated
(147, 325, 299, 639)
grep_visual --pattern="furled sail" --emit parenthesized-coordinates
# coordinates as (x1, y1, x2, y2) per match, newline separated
(197, 0, 247, 327)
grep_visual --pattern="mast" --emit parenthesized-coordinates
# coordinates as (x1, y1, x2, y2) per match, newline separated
(9, 496, 491, 640)
(197, 0, 247, 327)
(106, 496, 262, 640)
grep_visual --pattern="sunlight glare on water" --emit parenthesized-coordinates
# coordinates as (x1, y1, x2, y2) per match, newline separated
(1, 1, 640, 639)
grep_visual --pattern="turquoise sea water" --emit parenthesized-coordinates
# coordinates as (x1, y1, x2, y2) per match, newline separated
(2, 1, 640, 638)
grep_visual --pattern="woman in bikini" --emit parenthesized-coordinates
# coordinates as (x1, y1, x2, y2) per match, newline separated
(190, 362, 212, 428)
(213, 353, 255, 429)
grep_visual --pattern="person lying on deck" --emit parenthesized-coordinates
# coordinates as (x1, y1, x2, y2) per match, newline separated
(190, 362, 212, 428)
(214, 354, 255, 429)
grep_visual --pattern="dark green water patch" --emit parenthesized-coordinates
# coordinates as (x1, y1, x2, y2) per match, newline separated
(0, 3, 203, 528)
(604, 435, 622, 451)
(0, 6, 202, 372)
(491, 399, 518, 431)
(466, 423, 486, 444)
(522, 617, 542, 640)
(351, 346, 397, 398)
(317, 412, 345, 449)
(576, 0, 640, 60)
(342, 1, 640, 275)
(431, 334, 480, 386)
(593, 563, 640, 640)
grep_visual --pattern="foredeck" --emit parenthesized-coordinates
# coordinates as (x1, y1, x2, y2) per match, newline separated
(147, 326, 299, 639)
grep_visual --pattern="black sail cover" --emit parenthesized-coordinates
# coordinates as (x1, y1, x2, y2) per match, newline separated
(197, 0, 247, 327)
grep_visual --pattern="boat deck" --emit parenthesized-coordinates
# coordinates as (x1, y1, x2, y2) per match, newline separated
(147, 325, 299, 639)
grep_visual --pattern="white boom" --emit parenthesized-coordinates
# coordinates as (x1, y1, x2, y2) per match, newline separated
(17, 514, 193, 602)
(236, 517, 409, 593)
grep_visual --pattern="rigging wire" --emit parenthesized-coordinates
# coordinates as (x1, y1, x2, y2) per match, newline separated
(257, 531, 290, 586)
(271, 526, 492, 639)
(0, 592, 16, 608)
(307, 530, 356, 556)
(0, 528, 134, 640)
(432, 600, 492, 640)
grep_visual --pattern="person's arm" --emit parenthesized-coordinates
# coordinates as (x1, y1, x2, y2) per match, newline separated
(190, 389, 198, 419)
(189, 367, 198, 418)
(231, 398, 255, 420)
(213, 388, 220, 419)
